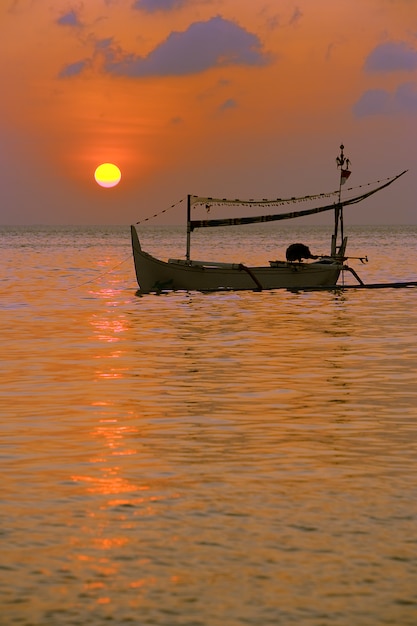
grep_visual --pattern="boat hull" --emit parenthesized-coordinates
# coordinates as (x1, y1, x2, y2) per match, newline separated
(131, 226, 343, 293)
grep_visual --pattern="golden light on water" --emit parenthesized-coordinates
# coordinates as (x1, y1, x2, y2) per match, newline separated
(94, 163, 121, 188)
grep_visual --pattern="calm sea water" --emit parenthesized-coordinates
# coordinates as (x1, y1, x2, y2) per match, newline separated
(1, 224, 417, 626)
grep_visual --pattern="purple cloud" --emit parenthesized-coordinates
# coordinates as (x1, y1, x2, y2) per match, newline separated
(352, 89, 391, 116)
(219, 98, 237, 111)
(365, 41, 417, 72)
(353, 82, 417, 116)
(103, 16, 271, 77)
(133, 0, 187, 11)
(396, 81, 417, 112)
(58, 59, 88, 78)
(57, 10, 82, 27)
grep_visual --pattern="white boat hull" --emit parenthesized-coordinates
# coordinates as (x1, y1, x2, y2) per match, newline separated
(131, 226, 343, 293)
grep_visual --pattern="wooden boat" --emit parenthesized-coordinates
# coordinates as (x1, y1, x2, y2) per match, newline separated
(131, 146, 407, 293)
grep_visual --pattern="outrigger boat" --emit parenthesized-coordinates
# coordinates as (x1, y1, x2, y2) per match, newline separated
(131, 146, 407, 293)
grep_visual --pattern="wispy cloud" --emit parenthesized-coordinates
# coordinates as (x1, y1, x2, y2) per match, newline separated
(289, 6, 303, 27)
(258, 4, 303, 31)
(353, 81, 417, 116)
(218, 98, 237, 112)
(365, 41, 417, 72)
(132, 0, 188, 12)
(58, 59, 88, 78)
(56, 10, 82, 28)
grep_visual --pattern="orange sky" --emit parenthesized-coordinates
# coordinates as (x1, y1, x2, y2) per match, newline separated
(1, 0, 416, 224)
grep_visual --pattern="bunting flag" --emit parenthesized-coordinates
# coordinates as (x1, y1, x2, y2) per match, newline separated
(189, 170, 407, 230)
(341, 169, 351, 185)
(190, 190, 340, 208)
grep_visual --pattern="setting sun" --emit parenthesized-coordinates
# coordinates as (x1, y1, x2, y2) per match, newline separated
(94, 163, 121, 188)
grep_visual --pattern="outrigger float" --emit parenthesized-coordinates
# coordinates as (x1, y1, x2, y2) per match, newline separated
(131, 146, 414, 293)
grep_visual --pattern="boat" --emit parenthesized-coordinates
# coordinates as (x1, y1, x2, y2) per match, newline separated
(131, 146, 407, 293)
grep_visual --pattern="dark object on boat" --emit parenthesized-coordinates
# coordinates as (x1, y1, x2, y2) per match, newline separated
(286, 243, 318, 263)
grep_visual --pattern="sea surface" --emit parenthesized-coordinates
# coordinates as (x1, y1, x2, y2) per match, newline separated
(1, 224, 417, 626)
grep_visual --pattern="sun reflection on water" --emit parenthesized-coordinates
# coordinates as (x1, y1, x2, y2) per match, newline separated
(68, 403, 160, 608)
(90, 311, 128, 341)
(71, 412, 141, 496)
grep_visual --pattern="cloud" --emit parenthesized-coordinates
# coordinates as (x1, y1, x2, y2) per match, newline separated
(396, 81, 417, 111)
(133, 0, 187, 12)
(58, 59, 88, 78)
(353, 81, 417, 116)
(102, 16, 271, 77)
(219, 98, 237, 111)
(95, 37, 114, 51)
(289, 6, 303, 27)
(365, 41, 417, 72)
(56, 10, 82, 27)
(352, 89, 391, 116)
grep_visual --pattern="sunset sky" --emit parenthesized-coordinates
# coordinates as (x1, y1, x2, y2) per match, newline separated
(1, 0, 416, 225)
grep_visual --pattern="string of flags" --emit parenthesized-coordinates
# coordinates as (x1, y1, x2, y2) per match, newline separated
(134, 169, 396, 224)
(135, 197, 185, 225)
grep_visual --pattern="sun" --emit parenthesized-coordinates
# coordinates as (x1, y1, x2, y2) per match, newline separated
(94, 163, 122, 188)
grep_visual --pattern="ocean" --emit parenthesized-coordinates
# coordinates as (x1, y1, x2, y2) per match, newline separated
(1, 224, 417, 625)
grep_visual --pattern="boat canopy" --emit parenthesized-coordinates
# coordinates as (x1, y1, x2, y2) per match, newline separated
(189, 170, 407, 231)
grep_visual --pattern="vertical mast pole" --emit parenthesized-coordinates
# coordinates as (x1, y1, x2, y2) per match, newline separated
(335, 143, 350, 255)
(186, 194, 191, 261)
(338, 148, 344, 248)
